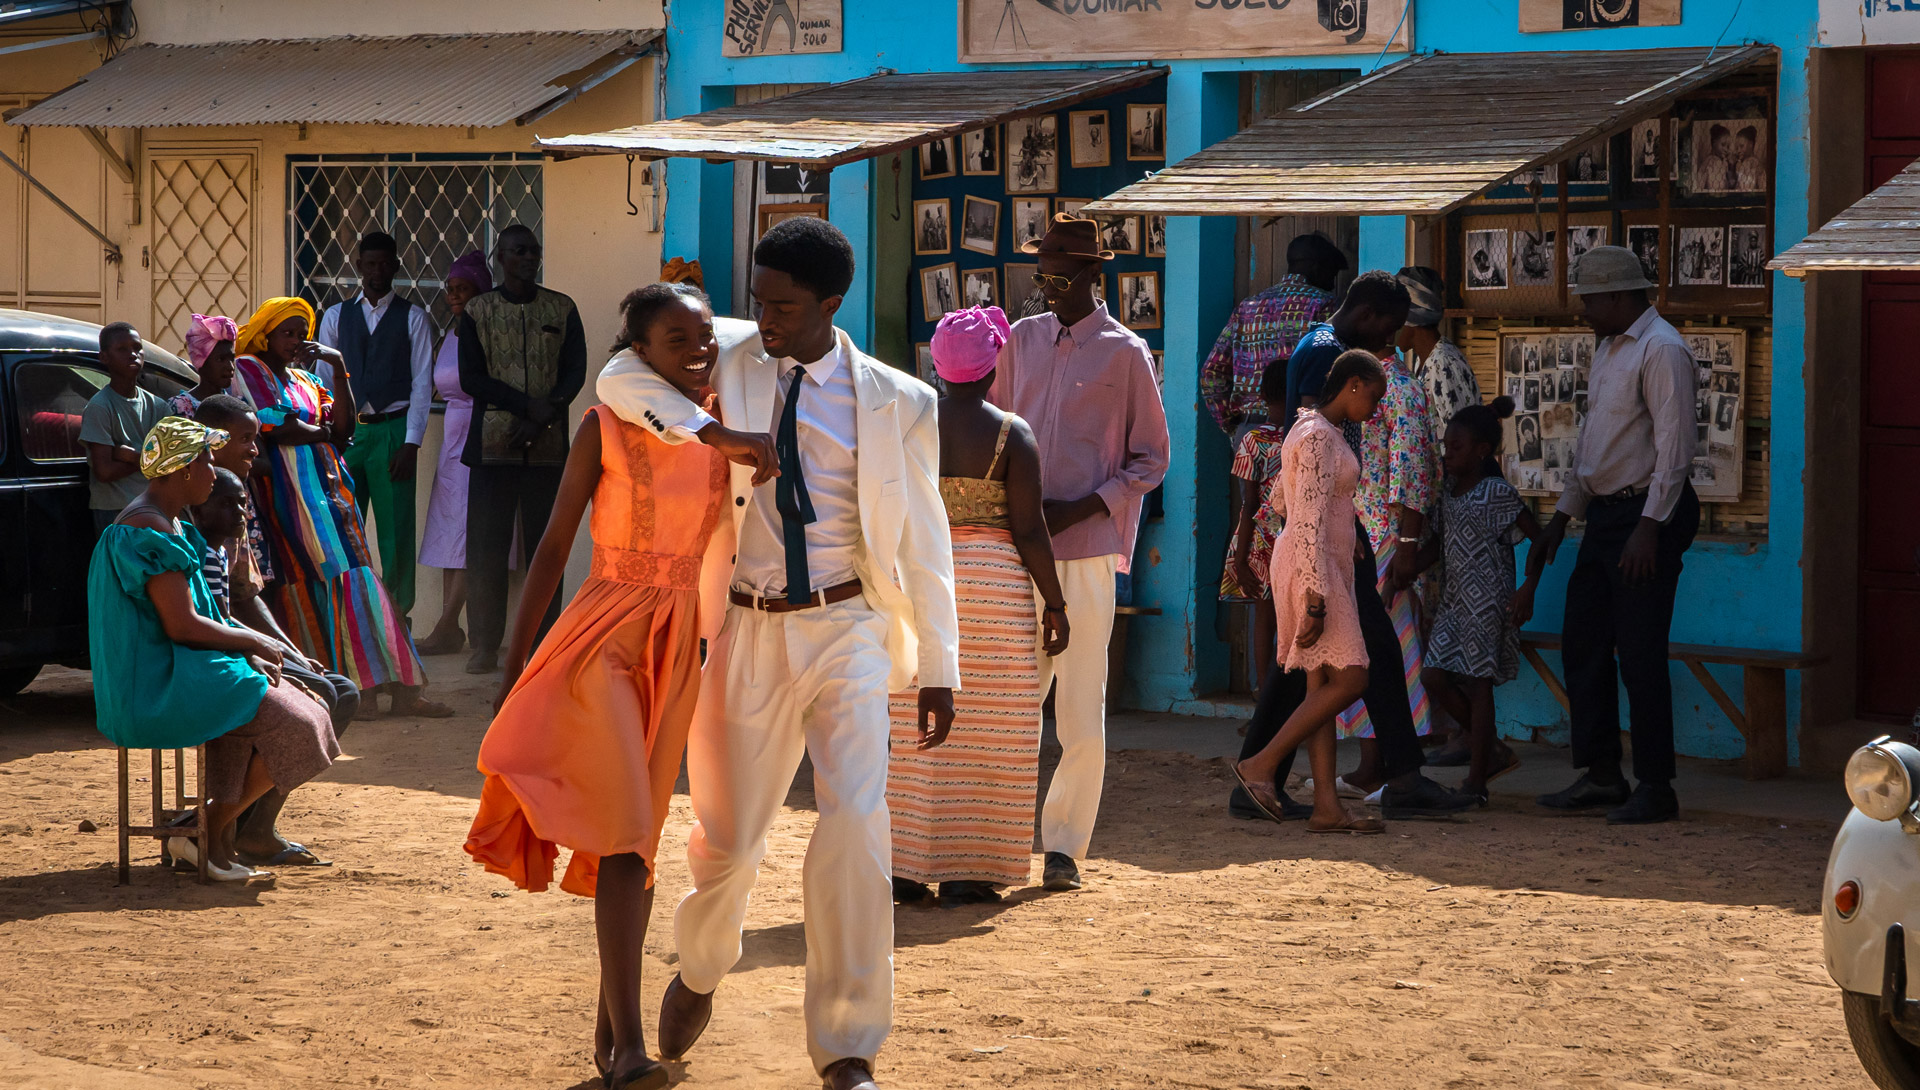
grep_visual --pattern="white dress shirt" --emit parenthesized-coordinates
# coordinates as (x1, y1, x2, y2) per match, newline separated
(317, 291, 437, 446)
(1556, 306, 1698, 523)
(733, 340, 862, 597)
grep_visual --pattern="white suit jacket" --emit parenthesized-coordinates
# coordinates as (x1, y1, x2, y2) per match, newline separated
(597, 317, 960, 692)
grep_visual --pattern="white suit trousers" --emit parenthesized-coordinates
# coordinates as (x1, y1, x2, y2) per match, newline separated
(1035, 554, 1119, 861)
(675, 597, 896, 1074)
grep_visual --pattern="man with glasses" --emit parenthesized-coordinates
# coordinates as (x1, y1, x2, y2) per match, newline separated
(991, 214, 1170, 893)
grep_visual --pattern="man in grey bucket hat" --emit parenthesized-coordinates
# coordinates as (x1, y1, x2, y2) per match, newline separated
(1534, 245, 1699, 825)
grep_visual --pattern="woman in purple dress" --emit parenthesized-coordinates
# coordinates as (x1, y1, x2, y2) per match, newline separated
(416, 252, 491, 655)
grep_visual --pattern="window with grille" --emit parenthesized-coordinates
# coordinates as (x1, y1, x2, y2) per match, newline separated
(287, 153, 543, 335)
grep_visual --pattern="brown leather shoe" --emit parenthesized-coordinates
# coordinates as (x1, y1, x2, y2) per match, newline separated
(821, 1057, 878, 1090)
(656, 974, 713, 1061)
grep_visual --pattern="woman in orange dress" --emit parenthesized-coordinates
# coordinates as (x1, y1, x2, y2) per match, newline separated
(464, 283, 735, 1090)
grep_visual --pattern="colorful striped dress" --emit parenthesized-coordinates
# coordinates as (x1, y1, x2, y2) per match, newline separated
(887, 419, 1043, 887)
(232, 355, 423, 690)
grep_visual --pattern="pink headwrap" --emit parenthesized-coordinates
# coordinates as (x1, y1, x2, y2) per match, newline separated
(184, 313, 238, 370)
(447, 250, 493, 293)
(931, 305, 1011, 385)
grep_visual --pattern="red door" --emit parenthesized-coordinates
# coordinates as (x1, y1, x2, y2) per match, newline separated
(1859, 52, 1920, 719)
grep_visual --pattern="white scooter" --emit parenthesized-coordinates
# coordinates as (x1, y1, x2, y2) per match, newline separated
(1825, 736, 1920, 1089)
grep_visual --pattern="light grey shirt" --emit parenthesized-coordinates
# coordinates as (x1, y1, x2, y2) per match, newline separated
(316, 291, 437, 445)
(733, 340, 862, 598)
(1556, 306, 1697, 523)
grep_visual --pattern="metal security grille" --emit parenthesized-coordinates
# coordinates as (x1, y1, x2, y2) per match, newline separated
(288, 154, 543, 334)
(150, 152, 256, 346)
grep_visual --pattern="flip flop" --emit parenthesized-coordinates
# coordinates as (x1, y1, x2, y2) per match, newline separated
(237, 842, 332, 867)
(1230, 762, 1289, 823)
(1306, 812, 1386, 835)
(1486, 745, 1523, 784)
(393, 697, 456, 719)
(607, 1060, 670, 1090)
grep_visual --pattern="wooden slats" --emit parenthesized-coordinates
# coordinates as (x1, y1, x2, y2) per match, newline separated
(538, 66, 1166, 166)
(1082, 46, 1775, 219)
(1771, 160, 1920, 273)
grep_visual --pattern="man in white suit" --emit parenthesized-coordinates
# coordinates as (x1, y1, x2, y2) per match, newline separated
(597, 218, 959, 1090)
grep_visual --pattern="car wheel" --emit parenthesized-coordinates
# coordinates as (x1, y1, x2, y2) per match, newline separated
(0, 663, 39, 698)
(1845, 990, 1920, 1090)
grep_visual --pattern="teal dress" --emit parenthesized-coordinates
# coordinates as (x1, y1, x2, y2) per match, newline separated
(88, 521, 268, 749)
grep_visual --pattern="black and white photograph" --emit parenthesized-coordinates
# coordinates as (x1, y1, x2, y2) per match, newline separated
(1523, 377, 1541, 412)
(1574, 337, 1592, 372)
(1712, 392, 1737, 437)
(1543, 437, 1566, 471)
(1465, 229, 1508, 290)
(1006, 114, 1059, 194)
(1505, 340, 1524, 375)
(962, 127, 999, 176)
(915, 342, 935, 384)
(961, 195, 1000, 256)
(1069, 109, 1110, 169)
(1677, 327, 1747, 501)
(1557, 369, 1576, 404)
(962, 267, 998, 309)
(1091, 272, 1106, 305)
(1055, 197, 1088, 219)
(1516, 414, 1543, 463)
(1513, 229, 1556, 288)
(1004, 262, 1045, 319)
(1675, 226, 1724, 286)
(1566, 225, 1607, 270)
(1097, 215, 1140, 256)
(1686, 119, 1768, 195)
(1118, 270, 1160, 329)
(1544, 402, 1577, 440)
(919, 135, 956, 180)
(1127, 103, 1165, 161)
(1728, 224, 1767, 288)
(920, 262, 959, 322)
(1507, 376, 1523, 401)
(1556, 337, 1575, 370)
(1569, 140, 1609, 184)
(763, 162, 831, 198)
(913, 198, 950, 256)
(1523, 341, 1541, 373)
(1145, 214, 1166, 257)
(1012, 198, 1049, 252)
(1628, 225, 1662, 284)
(1631, 118, 1663, 182)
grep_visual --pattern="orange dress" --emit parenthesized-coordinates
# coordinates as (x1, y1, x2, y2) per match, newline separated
(464, 405, 729, 897)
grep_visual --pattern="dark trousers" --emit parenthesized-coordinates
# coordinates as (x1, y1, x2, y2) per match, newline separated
(281, 660, 359, 735)
(466, 464, 565, 655)
(1238, 526, 1426, 787)
(1562, 483, 1699, 786)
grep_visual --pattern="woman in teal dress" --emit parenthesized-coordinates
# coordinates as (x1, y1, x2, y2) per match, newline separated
(89, 416, 340, 881)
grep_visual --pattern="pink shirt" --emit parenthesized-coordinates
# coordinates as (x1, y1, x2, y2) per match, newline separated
(990, 303, 1171, 569)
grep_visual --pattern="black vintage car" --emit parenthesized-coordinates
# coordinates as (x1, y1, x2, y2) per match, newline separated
(0, 308, 197, 697)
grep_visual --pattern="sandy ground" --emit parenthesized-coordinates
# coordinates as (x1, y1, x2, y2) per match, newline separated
(0, 663, 1872, 1090)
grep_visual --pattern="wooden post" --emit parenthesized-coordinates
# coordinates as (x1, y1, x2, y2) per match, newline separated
(1657, 115, 1672, 311)
(1742, 666, 1788, 780)
(1557, 158, 1571, 311)
(117, 748, 129, 886)
(194, 746, 210, 884)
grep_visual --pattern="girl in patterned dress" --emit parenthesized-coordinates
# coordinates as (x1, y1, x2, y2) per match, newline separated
(1414, 396, 1549, 802)
(1220, 360, 1290, 684)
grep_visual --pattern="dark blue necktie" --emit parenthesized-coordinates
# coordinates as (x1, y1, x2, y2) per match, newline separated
(775, 366, 816, 606)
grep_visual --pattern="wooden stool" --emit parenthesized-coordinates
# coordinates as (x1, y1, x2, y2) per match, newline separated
(117, 745, 210, 884)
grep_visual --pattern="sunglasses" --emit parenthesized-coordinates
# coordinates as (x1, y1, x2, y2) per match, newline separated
(1031, 266, 1094, 292)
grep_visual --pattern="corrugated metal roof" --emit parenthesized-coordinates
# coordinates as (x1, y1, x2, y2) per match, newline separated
(8, 30, 658, 129)
(537, 67, 1166, 167)
(1769, 161, 1920, 274)
(1081, 46, 1775, 219)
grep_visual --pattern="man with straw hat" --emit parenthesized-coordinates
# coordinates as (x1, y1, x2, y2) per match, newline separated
(991, 214, 1169, 893)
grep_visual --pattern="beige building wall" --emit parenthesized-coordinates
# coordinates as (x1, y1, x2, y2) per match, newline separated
(2, 5, 665, 646)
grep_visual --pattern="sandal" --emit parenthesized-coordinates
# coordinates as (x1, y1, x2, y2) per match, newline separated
(1230, 762, 1289, 823)
(606, 1060, 670, 1090)
(415, 627, 465, 656)
(1306, 811, 1386, 835)
(391, 696, 456, 719)
(1486, 743, 1523, 784)
(237, 841, 333, 868)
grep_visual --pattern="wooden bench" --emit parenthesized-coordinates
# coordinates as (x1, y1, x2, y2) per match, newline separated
(1516, 630, 1826, 780)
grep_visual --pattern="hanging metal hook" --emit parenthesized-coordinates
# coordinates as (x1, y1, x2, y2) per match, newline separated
(890, 155, 903, 221)
(624, 154, 641, 217)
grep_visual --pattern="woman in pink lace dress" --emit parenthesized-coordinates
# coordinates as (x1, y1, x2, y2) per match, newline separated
(1233, 349, 1389, 834)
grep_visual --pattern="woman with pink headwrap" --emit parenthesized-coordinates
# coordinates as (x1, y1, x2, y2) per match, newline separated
(885, 305, 1072, 908)
(416, 251, 492, 655)
(169, 313, 239, 416)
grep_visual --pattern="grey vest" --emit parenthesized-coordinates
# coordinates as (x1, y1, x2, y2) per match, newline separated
(336, 295, 414, 410)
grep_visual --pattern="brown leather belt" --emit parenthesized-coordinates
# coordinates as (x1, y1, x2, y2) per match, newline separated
(730, 579, 863, 613)
(357, 409, 405, 424)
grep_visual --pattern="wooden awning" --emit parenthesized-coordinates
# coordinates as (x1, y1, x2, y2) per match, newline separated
(1081, 46, 1775, 219)
(537, 66, 1165, 166)
(1769, 160, 1920, 275)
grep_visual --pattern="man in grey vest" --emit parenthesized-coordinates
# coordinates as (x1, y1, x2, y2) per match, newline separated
(318, 230, 435, 617)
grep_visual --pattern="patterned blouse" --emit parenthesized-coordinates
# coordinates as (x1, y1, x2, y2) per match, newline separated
(1410, 339, 1481, 446)
(1200, 275, 1335, 432)
(1353, 359, 1437, 550)
(1219, 422, 1285, 600)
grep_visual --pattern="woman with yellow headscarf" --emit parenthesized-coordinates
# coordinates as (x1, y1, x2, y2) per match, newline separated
(230, 298, 450, 717)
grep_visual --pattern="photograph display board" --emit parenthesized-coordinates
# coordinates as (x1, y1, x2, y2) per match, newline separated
(958, 0, 1412, 63)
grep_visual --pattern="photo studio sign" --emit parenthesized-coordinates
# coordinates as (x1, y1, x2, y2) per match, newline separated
(724, 0, 843, 57)
(958, 0, 1412, 62)
(1517, 0, 1680, 31)
(1819, 0, 1920, 45)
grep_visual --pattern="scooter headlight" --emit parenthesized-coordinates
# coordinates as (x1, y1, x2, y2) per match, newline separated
(1845, 737, 1920, 821)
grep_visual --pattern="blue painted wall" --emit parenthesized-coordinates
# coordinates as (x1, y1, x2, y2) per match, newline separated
(655, 0, 1817, 764)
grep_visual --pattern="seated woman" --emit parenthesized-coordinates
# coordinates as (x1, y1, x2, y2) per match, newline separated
(89, 416, 341, 881)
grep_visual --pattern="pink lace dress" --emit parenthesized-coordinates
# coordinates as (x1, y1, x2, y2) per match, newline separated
(1268, 410, 1366, 672)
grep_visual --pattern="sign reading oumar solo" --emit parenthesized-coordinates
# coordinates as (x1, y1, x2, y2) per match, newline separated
(724, 0, 843, 57)
(957, 0, 1412, 62)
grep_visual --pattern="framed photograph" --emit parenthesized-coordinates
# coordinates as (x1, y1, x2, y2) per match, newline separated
(960, 196, 1000, 256)
(1054, 197, 1089, 219)
(920, 263, 960, 322)
(1012, 198, 1050, 252)
(1118, 270, 1160, 329)
(1150, 349, 1164, 389)
(758, 202, 826, 238)
(1090, 271, 1106, 306)
(913, 199, 951, 256)
(1006, 115, 1059, 194)
(918, 136, 956, 180)
(1568, 140, 1608, 184)
(1127, 103, 1165, 162)
(762, 163, 830, 198)
(1096, 214, 1140, 256)
(1631, 119, 1663, 182)
(1566, 225, 1607, 270)
(1728, 224, 1768, 289)
(1464, 229, 1508, 290)
(1003, 262, 1043, 318)
(914, 342, 936, 384)
(961, 127, 999, 176)
(1069, 109, 1110, 169)
(1145, 214, 1166, 257)
(962, 267, 998, 309)
(1512, 229, 1555, 288)
(1675, 226, 1724, 287)
(1627, 225, 1662, 284)
(1686, 119, 1767, 195)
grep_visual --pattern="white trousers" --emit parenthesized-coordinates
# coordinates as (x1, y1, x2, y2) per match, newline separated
(1035, 554, 1118, 860)
(675, 597, 896, 1074)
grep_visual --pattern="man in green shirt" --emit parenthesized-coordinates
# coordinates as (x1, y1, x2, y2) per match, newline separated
(78, 322, 170, 533)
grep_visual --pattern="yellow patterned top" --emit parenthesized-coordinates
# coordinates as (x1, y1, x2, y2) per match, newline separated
(940, 416, 1013, 530)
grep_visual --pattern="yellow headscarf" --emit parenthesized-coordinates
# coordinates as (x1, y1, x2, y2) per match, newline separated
(235, 297, 317, 360)
(140, 416, 228, 479)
